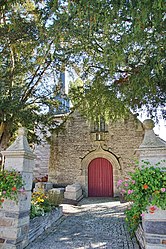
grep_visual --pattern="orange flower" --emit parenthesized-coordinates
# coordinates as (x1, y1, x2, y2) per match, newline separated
(12, 187, 17, 191)
(133, 214, 138, 219)
(153, 190, 160, 194)
(143, 184, 148, 189)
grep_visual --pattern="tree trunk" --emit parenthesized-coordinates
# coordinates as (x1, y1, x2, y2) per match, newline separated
(0, 122, 12, 151)
(0, 123, 12, 169)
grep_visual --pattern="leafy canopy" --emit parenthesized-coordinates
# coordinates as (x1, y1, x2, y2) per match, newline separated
(0, 0, 165, 148)
(0, 0, 70, 148)
(50, 0, 166, 121)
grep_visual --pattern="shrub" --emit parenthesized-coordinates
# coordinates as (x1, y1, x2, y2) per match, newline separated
(118, 162, 166, 233)
(30, 190, 55, 219)
(48, 189, 64, 206)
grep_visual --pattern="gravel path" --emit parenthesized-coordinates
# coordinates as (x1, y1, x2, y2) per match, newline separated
(26, 198, 140, 249)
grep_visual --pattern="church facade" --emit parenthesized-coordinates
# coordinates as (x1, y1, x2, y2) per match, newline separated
(49, 112, 144, 197)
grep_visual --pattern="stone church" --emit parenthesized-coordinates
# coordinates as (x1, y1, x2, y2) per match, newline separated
(48, 111, 144, 197)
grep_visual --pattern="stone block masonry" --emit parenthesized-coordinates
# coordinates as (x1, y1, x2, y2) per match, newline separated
(34, 143, 50, 178)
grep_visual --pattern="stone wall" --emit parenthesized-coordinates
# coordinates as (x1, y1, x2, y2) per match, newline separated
(135, 224, 146, 249)
(49, 112, 144, 196)
(29, 207, 62, 243)
(33, 143, 50, 178)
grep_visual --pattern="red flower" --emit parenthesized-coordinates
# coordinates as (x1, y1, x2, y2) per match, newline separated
(0, 199, 4, 202)
(12, 187, 17, 191)
(143, 184, 148, 189)
(149, 206, 157, 214)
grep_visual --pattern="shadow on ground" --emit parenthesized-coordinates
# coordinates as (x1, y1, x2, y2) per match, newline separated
(26, 198, 139, 249)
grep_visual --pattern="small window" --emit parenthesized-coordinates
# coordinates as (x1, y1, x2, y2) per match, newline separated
(93, 117, 107, 132)
(100, 118, 106, 132)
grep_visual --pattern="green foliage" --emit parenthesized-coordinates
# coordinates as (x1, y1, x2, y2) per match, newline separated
(118, 162, 166, 233)
(0, 169, 24, 206)
(0, 0, 69, 149)
(30, 190, 55, 219)
(52, 0, 166, 121)
(0, 0, 165, 148)
(48, 190, 64, 206)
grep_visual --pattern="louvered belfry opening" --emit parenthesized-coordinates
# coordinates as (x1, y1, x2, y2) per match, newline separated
(88, 157, 113, 197)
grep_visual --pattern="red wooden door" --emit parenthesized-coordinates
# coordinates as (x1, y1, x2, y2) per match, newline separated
(88, 157, 113, 197)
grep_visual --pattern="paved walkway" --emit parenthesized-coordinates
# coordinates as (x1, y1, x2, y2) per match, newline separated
(27, 198, 140, 249)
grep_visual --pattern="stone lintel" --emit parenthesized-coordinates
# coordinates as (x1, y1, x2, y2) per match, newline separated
(2, 150, 36, 160)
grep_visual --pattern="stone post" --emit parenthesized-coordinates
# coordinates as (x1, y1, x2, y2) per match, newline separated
(137, 119, 166, 168)
(0, 127, 35, 249)
(136, 119, 166, 249)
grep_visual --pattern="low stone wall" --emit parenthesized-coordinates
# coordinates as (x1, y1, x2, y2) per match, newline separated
(135, 224, 146, 249)
(29, 207, 63, 243)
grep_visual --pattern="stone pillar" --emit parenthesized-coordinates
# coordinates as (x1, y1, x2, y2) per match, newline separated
(142, 210, 166, 249)
(137, 119, 166, 168)
(136, 119, 166, 249)
(0, 127, 35, 249)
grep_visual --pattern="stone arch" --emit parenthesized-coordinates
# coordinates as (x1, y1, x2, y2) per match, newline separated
(81, 146, 121, 197)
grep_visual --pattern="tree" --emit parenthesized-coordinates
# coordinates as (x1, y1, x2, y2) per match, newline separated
(0, 0, 165, 150)
(0, 0, 70, 150)
(50, 0, 166, 122)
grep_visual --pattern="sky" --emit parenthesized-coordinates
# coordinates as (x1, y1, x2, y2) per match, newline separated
(152, 119, 166, 141)
(138, 115, 166, 141)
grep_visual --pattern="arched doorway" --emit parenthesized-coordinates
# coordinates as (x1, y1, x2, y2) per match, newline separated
(88, 157, 113, 197)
